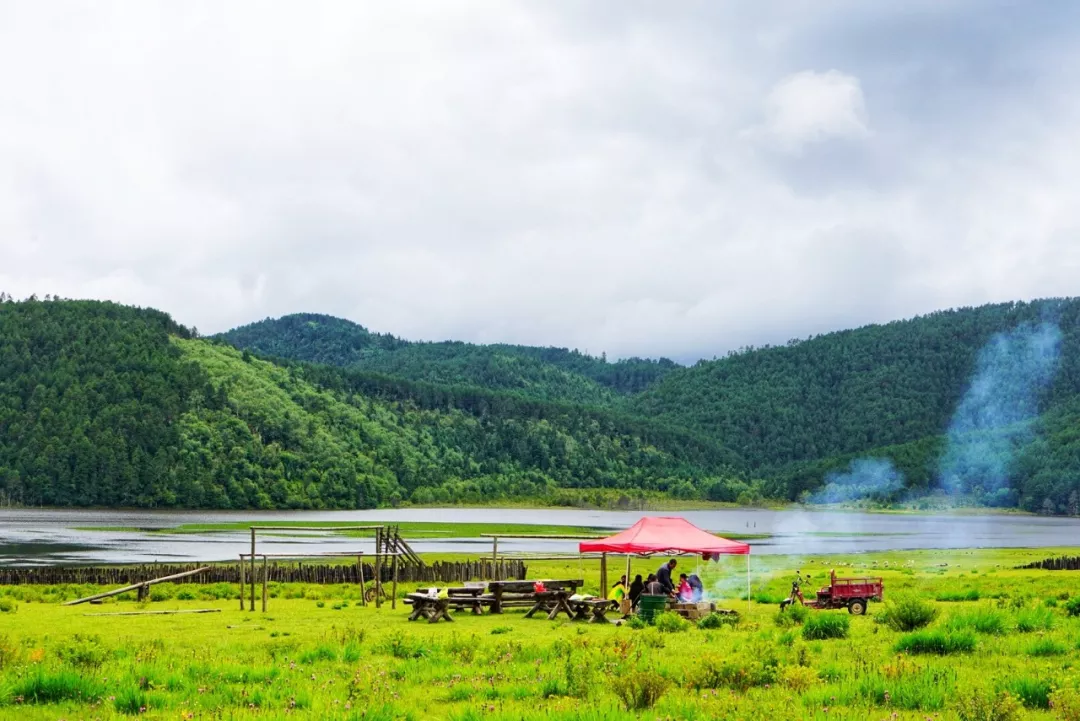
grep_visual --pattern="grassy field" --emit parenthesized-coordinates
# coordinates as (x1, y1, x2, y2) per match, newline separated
(0, 548, 1079, 720)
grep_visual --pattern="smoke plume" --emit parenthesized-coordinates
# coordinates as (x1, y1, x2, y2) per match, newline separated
(810, 458, 904, 504)
(938, 320, 1062, 497)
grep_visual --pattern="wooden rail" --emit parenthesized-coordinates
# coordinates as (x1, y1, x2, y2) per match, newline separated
(63, 566, 211, 606)
(0, 559, 527, 587)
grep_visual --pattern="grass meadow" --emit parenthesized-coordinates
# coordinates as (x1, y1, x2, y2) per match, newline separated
(0, 547, 1078, 719)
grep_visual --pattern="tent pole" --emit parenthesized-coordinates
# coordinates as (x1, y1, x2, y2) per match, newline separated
(746, 551, 751, 615)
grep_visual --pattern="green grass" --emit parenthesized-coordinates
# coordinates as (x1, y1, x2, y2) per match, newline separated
(801, 612, 849, 640)
(877, 592, 939, 631)
(894, 629, 977, 655)
(0, 547, 1077, 719)
(946, 606, 1011, 635)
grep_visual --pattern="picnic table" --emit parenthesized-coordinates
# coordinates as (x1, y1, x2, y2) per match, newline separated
(486, 579, 584, 614)
(569, 597, 618, 623)
(446, 587, 493, 615)
(405, 593, 454, 623)
(523, 590, 576, 620)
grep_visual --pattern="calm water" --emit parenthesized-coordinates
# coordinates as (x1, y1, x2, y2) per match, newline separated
(1, 507, 1079, 566)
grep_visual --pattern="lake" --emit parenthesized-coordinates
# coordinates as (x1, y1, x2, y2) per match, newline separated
(1, 507, 1078, 566)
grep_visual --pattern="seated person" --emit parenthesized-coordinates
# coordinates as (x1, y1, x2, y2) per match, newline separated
(610, 575, 627, 603)
(628, 574, 645, 609)
(688, 573, 704, 602)
(644, 573, 664, 595)
(676, 573, 693, 602)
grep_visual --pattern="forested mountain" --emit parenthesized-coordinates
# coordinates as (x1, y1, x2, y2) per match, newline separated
(0, 299, 740, 509)
(632, 299, 1080, 513)
(5, 297, 1080, 513)
(220, 313, 677, 404)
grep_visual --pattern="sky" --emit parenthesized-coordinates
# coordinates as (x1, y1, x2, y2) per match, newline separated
(2, 1, 1080, 363)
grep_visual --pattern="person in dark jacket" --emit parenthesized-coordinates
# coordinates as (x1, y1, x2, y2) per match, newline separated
(656, 558, 677, 595)
(687, 573, 704, 602)
(628, 574, 645, 609)
(644, 573, 663, 595)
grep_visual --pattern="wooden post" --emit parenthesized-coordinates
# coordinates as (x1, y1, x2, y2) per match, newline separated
(239, 554, 245, 610)
(249, 528, 256, 612)
(625, 555, 632, 608)
(746, 552, 751, 616)
(261, 555, 268, 612)
(357, 555, 366, 607)
(600, 553, 608, 598)
(391, 552, 399, 610)
(375, 528, 382, 609)
(492, 537, 498, 581)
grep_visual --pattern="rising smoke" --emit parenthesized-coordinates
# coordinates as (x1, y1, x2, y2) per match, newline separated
(937, 320, 1062, 499)
(809, 458, 904, 504)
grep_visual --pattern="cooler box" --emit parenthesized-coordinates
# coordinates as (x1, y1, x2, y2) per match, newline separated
(637, 595, 668, 623)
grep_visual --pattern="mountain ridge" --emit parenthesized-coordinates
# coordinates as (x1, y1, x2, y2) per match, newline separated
(3, 295, 1080, 513)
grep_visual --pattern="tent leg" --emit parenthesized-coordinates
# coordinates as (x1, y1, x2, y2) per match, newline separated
(746, 552, 751, 615)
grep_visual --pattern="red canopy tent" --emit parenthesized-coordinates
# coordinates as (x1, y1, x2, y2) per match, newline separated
(579, 516, 749, 556)
(579, 517, 751, 610)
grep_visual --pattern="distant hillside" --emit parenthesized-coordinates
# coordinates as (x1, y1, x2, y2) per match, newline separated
(5, 297, 1080, 513)
(0, 299, 739, 509)
(219, 313, 678, 405)
(631, 299, 1080, 513)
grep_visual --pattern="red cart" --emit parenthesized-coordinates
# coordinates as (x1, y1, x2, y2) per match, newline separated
(783, 569, 883, 615)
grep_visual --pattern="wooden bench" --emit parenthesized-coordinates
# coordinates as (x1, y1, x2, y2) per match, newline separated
(405, 593, 454, 623)
(487, 580, 584, 614)
(570, 597, 618, 623)
(523, 590, 575, 620)
(405, 587, 496, 616)
(446, 587, 496, 615)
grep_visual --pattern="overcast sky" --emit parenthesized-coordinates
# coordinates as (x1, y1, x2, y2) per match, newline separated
(2, 1, 1079, 363)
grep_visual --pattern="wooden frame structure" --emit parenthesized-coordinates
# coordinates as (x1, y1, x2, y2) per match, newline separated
(241, 525, 408, 612)
(480, 533, 608, 587)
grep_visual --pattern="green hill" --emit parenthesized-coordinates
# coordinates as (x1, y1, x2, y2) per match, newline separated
(0, 299, 739, 509)
(631, 298, 1080, 512)
(219, 313, 677, 405)
(6, 296, 1080, 513)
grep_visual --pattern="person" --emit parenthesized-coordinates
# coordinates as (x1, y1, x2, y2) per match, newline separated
(645, 573, 663, 595)
(687, 573, 704, 602)
(779, 570, 807, 611)
(656, 558, 677, 595)
(610, 575, 627, 603)
(628, 574, 645, 609)
(676, 573, 693, 602)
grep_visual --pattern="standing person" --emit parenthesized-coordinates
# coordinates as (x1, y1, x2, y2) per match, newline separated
(656, 558, 677, 595)
(628, 574, 645, 610)
(687, 573, 704, 602)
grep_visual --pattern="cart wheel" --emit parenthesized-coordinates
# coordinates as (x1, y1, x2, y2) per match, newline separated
(364, 587, 377, 603)
(848, 599, 866, 615)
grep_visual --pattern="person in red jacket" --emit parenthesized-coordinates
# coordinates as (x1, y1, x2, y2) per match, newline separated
(676, 573, 693, 602)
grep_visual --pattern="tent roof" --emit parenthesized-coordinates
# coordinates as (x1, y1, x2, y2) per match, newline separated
(578, 516, 750, 556)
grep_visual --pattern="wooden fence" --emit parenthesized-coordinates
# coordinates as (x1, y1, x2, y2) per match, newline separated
(0, 559, 527, 586)
(1017, 555, 1080, 571)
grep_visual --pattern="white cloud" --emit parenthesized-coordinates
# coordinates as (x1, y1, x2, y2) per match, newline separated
(0, 2, 1079, 362)
(753, 70, 870, 152)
